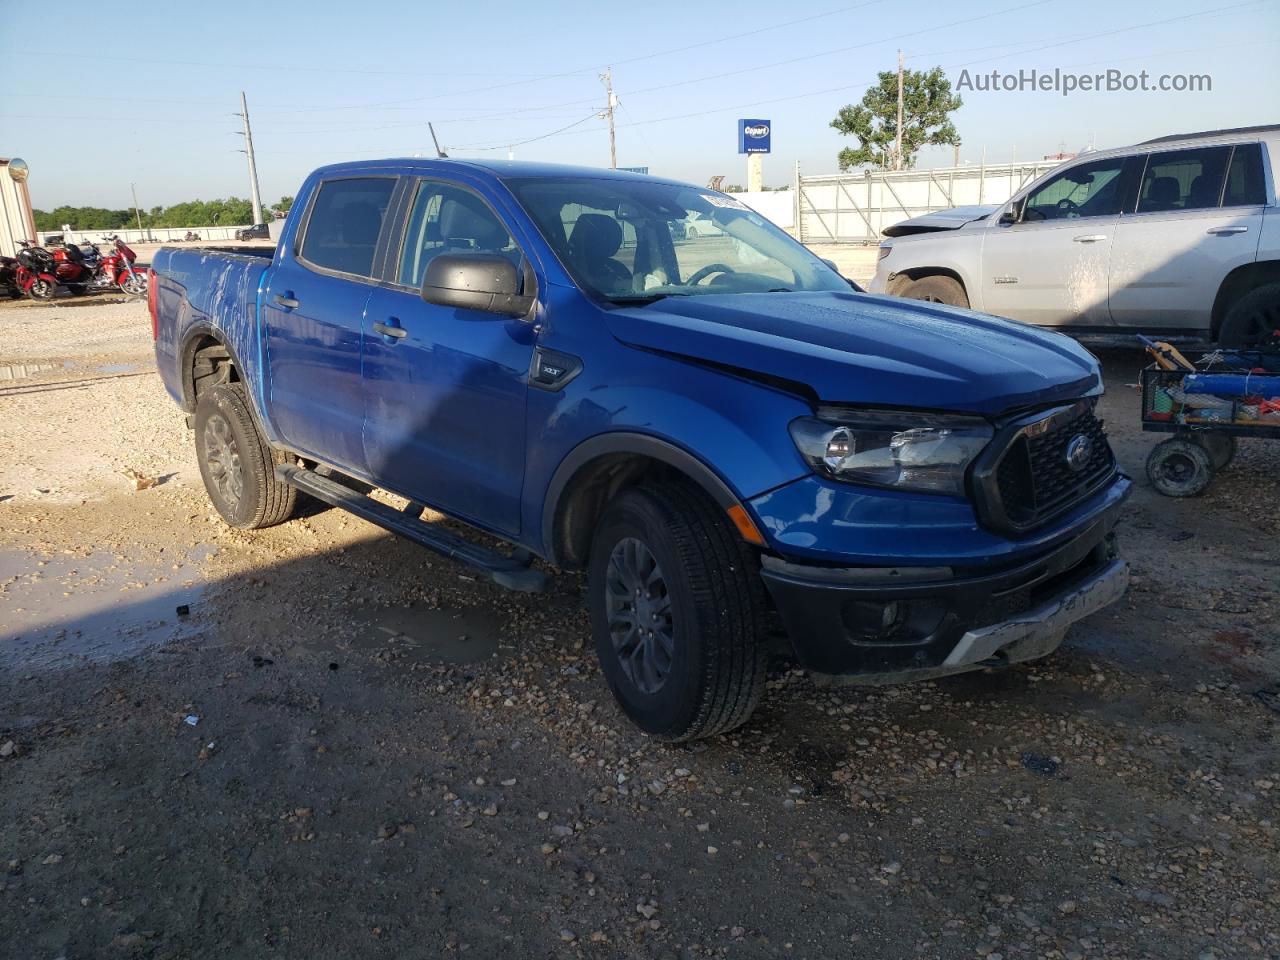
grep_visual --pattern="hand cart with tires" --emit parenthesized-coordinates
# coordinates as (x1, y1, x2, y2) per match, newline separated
(1140, 336, 1280, 497)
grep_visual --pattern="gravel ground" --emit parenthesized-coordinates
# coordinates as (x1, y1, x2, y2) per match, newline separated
(0, 294, 1276, 960)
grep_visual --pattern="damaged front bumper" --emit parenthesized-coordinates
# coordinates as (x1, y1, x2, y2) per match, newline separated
(760, 504, 1128, 682)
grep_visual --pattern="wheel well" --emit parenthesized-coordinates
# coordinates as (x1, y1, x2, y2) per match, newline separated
(1211, 260, 1280, 337)
(182, 333, 240, 411)
(551, 454, 710, 569)
(887, 266, 967, 298)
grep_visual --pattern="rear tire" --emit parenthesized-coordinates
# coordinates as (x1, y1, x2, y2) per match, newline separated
(194, 381, 297, 529)
(1146, 438, 1213, 498)
(1218, 282, 1280, 347)
(900, 274, 969, 308)
(587, 483, 768, 741)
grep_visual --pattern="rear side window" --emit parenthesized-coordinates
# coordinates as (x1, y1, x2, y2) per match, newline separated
(299, 177, 396, 277)
(1137, 146, 1230, 213)
(1223, 144, 1267, 206)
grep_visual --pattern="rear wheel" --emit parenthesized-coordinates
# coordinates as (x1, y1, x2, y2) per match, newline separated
(194, 381, 297, 529)
(900, 274, 969, 308)
(1146, 438, 1213, 498)
(1218, 282, 1280, 347)
(588, 483, 768, 741)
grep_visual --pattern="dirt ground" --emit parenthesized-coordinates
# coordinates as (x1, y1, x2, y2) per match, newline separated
(0, 289, 1276, 960)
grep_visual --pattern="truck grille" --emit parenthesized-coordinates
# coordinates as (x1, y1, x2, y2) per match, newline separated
(988, 404, 1115, 531)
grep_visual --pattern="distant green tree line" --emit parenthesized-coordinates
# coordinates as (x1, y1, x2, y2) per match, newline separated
(33, 196, 294, 231)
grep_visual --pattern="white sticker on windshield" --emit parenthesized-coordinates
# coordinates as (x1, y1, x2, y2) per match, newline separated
(702, 193, 750, 210)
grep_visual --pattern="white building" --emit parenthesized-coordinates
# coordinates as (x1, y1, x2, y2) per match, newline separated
(0, 158, 36, 258)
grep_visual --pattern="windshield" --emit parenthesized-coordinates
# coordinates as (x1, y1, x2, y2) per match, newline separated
(506, 177, 849, 303)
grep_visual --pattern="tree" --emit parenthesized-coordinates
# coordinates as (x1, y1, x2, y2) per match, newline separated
(830, 66, 961, 171)
(276, 196, 294, 215)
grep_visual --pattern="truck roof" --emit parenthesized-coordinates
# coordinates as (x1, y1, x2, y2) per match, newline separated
(309, 156, 690, 187)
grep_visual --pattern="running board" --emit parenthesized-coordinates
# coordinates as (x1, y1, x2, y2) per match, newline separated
(275, 465, 551, 593)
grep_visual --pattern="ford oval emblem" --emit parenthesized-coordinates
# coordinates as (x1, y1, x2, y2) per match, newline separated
(1065, 434, 1092, 472)
(744, 124, 770, 138)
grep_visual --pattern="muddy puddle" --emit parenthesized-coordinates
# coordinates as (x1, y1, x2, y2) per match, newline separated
(0, 548, 204, 670)
(331, 603, 506, 665)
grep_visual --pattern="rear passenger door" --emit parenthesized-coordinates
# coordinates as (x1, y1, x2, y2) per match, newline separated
(360, 177, 537, 537)
(262, 176, 397, 474)
(1109, 144, 1266, 331)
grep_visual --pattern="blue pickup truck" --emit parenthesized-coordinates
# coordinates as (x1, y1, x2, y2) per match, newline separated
(150, 158, 1131, 740)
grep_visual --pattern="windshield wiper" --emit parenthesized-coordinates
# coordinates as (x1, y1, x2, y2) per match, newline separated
(606, 292, 689, 306)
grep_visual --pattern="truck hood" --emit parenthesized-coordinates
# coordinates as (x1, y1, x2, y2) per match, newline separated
(607, 291, 1100, 416)
(881, 204, 998, 237)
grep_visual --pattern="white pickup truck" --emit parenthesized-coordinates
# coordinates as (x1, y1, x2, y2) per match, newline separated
(870, 125, 1280, 346)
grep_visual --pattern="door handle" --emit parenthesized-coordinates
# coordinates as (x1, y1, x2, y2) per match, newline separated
(1206, 225, 1248, 235)
(274, 293, 299, 308)
(1072, 234, 1108, 243)
(373, 321, 407, 339)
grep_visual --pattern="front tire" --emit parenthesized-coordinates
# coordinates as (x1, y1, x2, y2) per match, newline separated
(194, 382, 297, 529)
(1146, 438, 1213, 498)
(900, 274, 969, 308)
(119, 273, 148, 297)
(26, 277, 54, 300)
(588, 483, 768, 741)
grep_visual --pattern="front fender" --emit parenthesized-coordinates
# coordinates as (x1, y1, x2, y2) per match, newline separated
(523, 342, 815, 561)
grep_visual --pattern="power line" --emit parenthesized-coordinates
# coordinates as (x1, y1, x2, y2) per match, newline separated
(254, 0, 892, 117)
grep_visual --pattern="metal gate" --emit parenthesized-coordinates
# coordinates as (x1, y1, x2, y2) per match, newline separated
(795, 160, 1063, 244)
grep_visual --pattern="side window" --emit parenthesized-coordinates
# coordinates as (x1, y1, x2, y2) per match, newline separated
(397, 181, 518, 287)
(1024, 156, 1130, 221)
(299, 177, 395, 277)
(1223, 144, 1267, 207)
(1137, 146, 1230, 213)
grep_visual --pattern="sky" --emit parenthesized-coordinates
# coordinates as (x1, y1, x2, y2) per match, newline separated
(2, 0, 1277, 211)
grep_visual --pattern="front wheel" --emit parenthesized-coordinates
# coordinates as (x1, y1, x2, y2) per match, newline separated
(900, 274, 969, 308)
(588, 483, 769, 741)
(119, 272, 148, 297)
(26, 277, 54, 300)
(1146, 438, 1213, 497)
(194, 382, 297, 529)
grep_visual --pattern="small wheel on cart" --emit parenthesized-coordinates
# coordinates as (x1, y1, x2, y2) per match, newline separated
(1146, 439, 1213, 497)
(1188, 433, 1236, 470)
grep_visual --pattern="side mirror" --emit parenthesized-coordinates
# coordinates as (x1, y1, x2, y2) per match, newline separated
(421, 253, 534, 317)
(999, 199, 1024, 225)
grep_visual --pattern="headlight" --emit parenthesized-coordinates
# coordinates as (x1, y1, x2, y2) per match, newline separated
(789, 409, 993, 496)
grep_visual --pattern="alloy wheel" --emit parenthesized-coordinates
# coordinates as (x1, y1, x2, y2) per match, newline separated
(203, 413, 244, 508)
(604, 537, 675, 694)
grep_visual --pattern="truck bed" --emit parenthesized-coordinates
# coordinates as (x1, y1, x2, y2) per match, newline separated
(151, 245, 275, 415)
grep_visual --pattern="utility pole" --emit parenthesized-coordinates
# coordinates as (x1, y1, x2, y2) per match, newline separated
(894, 50, 905, 171)
(235, 91, 265, 226)
(131, 182, 144, 235)
(600, 67, 618, 169)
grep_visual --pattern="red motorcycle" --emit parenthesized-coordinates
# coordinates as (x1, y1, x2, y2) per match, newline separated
(0, 254, 22, 299)
(49, 242, 94, 294)
(86, 236, 148, 296)
(14, 241, 58, 300)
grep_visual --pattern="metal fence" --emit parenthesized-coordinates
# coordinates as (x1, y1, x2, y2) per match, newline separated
(795, 160, 1064, 243)
(36, 225, 254, 246)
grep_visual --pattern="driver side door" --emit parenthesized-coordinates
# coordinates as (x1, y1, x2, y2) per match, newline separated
(980, 154, 1141, 328)
(360, 177, 537, 537)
